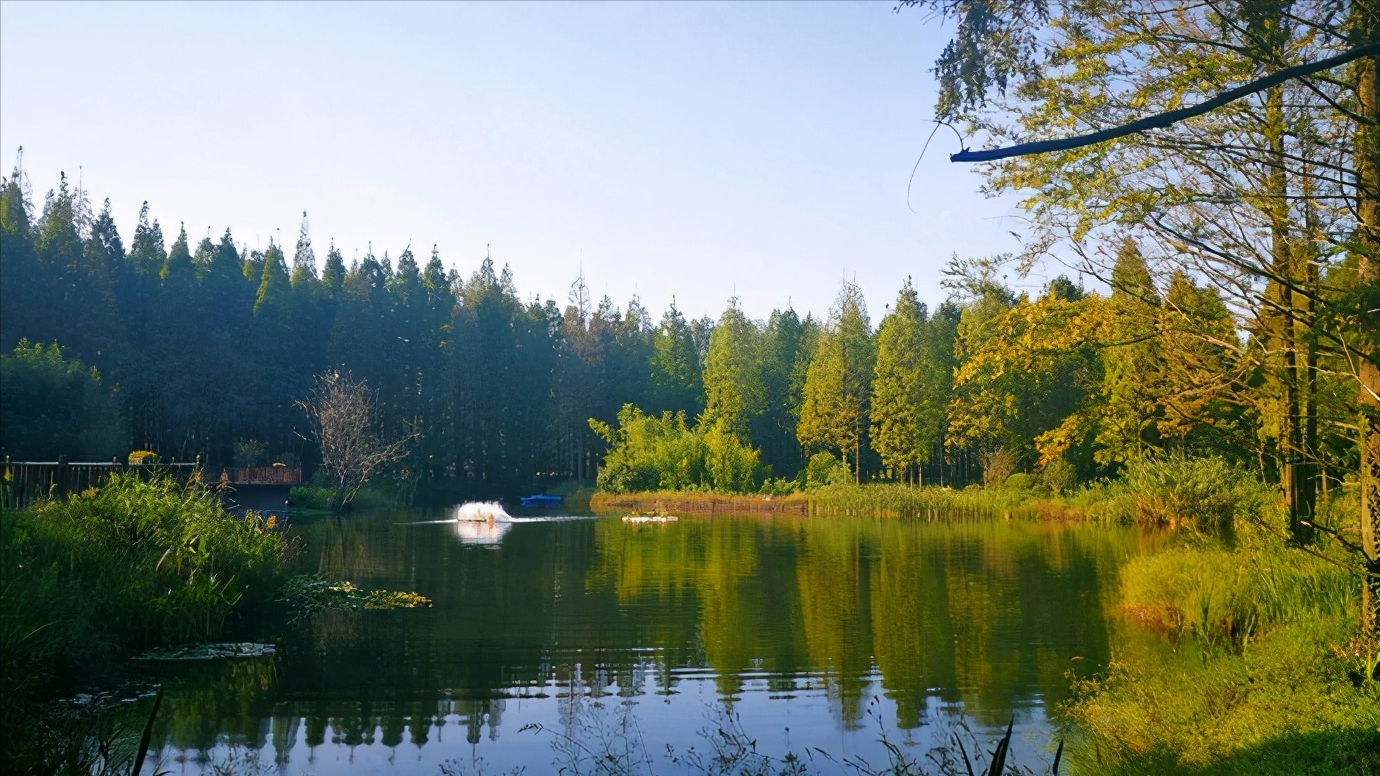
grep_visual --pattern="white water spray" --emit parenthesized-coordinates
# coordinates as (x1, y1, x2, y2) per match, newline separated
(452, 501, 513, 523)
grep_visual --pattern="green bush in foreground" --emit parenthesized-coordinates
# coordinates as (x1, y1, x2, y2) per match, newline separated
(1, 474, 297, 775)
(1091, 455, 1274, 539)
(1066, 513, 1380, 775)
(1, 474, 296, 692)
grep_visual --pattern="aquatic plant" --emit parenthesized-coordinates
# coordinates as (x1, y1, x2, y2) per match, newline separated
(278, 574, 432, 621)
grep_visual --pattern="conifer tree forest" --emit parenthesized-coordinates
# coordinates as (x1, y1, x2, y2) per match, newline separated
(0, 142, 1370, 510)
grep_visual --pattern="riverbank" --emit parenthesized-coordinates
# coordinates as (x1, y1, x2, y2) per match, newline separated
(0, 474, 296, 773)
(1063, 517, 1379, 774)
(588, 460, 1380, 774)
(591, 482, 1094, 521)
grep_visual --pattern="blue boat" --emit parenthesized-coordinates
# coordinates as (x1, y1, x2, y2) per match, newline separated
(520, 494, 564, 507)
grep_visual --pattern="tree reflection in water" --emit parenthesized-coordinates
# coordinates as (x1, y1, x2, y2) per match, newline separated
(134, 511, 1153, 773)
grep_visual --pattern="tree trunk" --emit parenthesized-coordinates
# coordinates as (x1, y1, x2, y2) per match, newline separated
(1266, 83, 1315, 543)
(1355, 1, 1380, 637)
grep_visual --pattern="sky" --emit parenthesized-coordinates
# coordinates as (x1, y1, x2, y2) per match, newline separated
(0, 1, 1040, 324)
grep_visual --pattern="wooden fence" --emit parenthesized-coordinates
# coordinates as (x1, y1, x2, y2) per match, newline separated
(227, 465, 302, 485)
(0, 458, 203, 510)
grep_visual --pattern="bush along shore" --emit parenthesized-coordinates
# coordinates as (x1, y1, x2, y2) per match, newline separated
(592, 455, 1380, 774)
(0, 473, 429, 774)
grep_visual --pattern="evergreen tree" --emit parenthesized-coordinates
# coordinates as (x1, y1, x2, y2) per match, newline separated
(290, 211, 318, 288)
(753, 307, 807, 480)
(799, 281, 874, 481)
(701, 298, 764, 439)
(871, 279, 934, 484)
(0, 167, 39, 352)
(1096, 240, 1164, 464)
(127, 202, 165, 276)
(648, 298, 704, 418)
(254, 240, 291, 315)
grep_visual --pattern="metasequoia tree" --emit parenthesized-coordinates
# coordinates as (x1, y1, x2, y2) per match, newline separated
(798, 282, 874, 481)
(297, 370, 414, 510)
(701, 299, 765, 439)
(871, 279, 937, 484)
(906, 0, 1379, 631)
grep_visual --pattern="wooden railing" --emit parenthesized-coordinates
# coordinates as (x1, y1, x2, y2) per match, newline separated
(0, 458, 203, 510)
(229, 465, 302, 485)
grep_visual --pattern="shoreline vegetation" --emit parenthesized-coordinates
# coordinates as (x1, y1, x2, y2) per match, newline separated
(0, 459, 1374, 773)
(589, 457, 1379, 775)
(0, 474, 431, 775)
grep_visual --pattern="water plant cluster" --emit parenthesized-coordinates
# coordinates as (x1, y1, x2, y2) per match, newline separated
(0, 473, 295, 772)
(278, 574, 433, 622)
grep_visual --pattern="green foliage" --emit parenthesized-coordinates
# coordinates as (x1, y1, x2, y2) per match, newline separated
(701, 300, 764, 438)
(0, 339, 126, 460)
(1003, 472, 1036, 491)
(590, 404, 761, 494)
(0, 474, 296, 773)
(798, 281, 874, 480)
(1068, 525, 1377, 775)
(0, 474, 295, 676)
(648, 298, 705, 418)
(288, 485, 338, 510)
(703, 418, 760, 492)
(802, 451, 850, 489)
(807, 482, 1038, 518)
(278, 575, 432, 622)
(1095, 455, 1273, 539)
(233, 438, 267, 467)
(1041, 457, 1076, 494)
(1119, 544, 1356, 651)
(871, 280, 947, 482)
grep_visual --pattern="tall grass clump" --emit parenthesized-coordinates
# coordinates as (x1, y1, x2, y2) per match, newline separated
(807, 482, 1079, 520)
(1, 473, 296, 698)
(1118, 542, 1356, 651)
(1064, 477, 1379, 775)
(1090, 454, 1273, 539)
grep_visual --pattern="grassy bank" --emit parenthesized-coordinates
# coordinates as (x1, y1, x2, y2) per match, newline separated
(589, 456, 1380, 774)
(590, 490, 811, 515)
(0, 473, 297, 772)
(1063, 517, 1380, 774)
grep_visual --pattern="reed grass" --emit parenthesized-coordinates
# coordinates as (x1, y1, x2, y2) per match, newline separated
(0, 473, 296, 775)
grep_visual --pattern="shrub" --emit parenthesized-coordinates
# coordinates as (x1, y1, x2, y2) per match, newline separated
(1004, 472, 1036, 491)
(1096, 454, 1272, 539)
(233, 438, 268, 468)
(802, 452, 849, 489)
(1, 473, 296, 673)
(1118, 541, 1356, 651)
(0, 340, 128, 461)
(590, 405, 761, 494)
(980, 448, 1017, 487)
(1041, 457, 1076, 494)
(288, 485, 338, 510)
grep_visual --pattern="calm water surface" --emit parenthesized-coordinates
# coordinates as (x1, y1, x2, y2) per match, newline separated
(138, 508, 1154, 775)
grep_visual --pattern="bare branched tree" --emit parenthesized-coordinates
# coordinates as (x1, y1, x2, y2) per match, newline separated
(297, 370, 414, 510)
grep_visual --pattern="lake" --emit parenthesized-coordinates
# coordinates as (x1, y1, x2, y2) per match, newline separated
(136, 507, 1154, 775)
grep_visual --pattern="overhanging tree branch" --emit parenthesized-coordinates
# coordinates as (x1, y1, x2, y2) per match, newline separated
(951, 45, 1380, 163)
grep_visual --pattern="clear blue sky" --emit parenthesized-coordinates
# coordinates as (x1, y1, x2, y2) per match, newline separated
(1, 1, 1038, 324)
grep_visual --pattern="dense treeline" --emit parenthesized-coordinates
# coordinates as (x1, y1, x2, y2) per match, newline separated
(0, 156, 1368, 505)
(0, 169, 719, 498)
